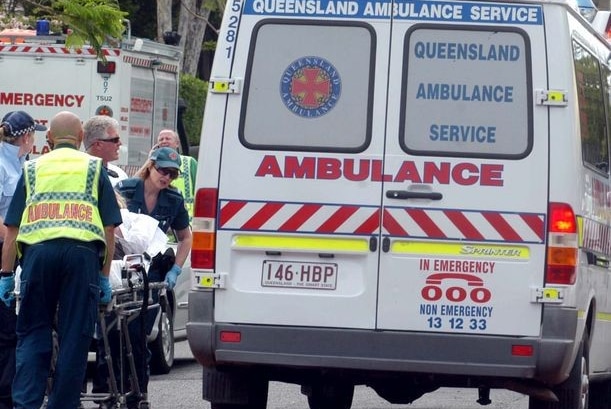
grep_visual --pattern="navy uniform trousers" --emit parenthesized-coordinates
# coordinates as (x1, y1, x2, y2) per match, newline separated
(0, 241, 16, 409)
(13, 239, 100, 409)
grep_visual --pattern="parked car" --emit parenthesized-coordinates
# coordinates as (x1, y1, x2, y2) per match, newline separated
(147, 243, 190, 375)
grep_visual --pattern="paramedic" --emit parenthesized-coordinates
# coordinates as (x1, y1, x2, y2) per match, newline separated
(154, 129, 197, 222)
(0, 111, 122, 409)
(83, 116, 128, 186)
(102, 147, 192, 408)
(0, 111, 46, 409)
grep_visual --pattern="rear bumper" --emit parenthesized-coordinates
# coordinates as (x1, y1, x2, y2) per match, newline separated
(187, 291, 577, 385)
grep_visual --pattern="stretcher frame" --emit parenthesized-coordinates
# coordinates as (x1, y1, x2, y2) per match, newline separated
(79, 254, 167, 409)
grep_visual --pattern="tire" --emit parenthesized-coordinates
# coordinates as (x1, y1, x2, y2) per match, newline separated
(305, 382, 354, 409)
(590, 380, 611, 409)
(529, 335, 589, 409)
(149, 300, 174, 375)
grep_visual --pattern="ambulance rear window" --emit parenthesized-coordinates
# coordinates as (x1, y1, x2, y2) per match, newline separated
(239, 20, 374, 152)
(400, 26, 532, 159)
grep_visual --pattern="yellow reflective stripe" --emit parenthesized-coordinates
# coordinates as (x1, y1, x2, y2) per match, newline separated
(597, 311, 611, 322)
(391, 240, 530, 259)
(232, 235, 369, 253)
(577, 215, 584, 247)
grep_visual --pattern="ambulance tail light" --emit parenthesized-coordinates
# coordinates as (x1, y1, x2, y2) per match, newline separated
(191, 188, 218, 270)
(97, 61, 116, 74)
(546, 203, 578, 285)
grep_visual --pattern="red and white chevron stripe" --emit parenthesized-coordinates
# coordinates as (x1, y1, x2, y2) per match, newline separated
(219, 200, 379, 235)
(383, 207, 544, 243)
(122, 55, 178, 72)
(0, 44, 120, 56)
(582, 217, 611, 256)
(218, 200, 546, 243)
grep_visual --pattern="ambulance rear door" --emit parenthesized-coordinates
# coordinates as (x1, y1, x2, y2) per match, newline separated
(211, 3, 391, 329)
(377, 3, 548, 336)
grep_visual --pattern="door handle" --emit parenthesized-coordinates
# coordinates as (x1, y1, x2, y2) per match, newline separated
(386, 190, 442, 200)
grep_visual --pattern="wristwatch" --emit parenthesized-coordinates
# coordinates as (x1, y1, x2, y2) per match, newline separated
(0, 270, 14, 277)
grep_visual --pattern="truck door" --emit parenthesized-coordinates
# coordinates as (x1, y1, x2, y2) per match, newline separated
(377, 5, 548, 336)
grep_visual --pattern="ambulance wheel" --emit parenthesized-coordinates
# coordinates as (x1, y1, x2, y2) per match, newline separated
(304, 382, 354, 409)
(528, 334, 589, 409)
(590, 379, 611, 409)
(149, 302, 174, 375)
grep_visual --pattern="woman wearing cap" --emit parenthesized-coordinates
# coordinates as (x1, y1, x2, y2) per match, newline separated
(0, 111, 46, 409)
(95, 147, 192, 409)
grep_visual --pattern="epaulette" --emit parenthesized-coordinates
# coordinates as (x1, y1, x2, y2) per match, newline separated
(164, 186, 184, 204)
(115, 177, 140, 199)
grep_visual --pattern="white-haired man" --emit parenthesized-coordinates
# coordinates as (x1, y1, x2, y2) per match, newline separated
(83, 116, 128, 186)
(154, 129, 197, 222)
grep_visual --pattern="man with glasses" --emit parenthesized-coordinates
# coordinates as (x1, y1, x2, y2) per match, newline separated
(83, 116, 128, 186)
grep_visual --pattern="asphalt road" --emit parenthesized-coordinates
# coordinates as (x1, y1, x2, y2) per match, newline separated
(83, 341, 530, 409)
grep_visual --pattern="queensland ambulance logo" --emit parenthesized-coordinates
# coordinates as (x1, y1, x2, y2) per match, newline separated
(280, 56, 341, 118)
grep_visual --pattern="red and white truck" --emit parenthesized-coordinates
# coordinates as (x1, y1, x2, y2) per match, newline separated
(0, 32, 181, 171)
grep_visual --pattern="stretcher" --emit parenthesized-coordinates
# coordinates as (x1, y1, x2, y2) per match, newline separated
(77, 254, 167, 409)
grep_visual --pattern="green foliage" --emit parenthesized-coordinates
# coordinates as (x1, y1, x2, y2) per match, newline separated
(203, 40, 217, 51)
(179, 74, 208, 146)
(53, 0, 127, 59)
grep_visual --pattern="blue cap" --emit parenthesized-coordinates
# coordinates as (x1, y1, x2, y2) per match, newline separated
(1, 111, 47, 137)
(150, 147, 181, 169)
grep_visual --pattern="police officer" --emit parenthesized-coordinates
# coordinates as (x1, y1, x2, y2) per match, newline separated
(97, 147, 192, 408)
(0, 111, 122, 409)
(154, 129, 197, 222)
(0, 110, 46, 409)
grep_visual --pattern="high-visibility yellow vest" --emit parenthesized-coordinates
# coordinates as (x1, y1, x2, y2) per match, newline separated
(17, 148, 106, 255)
(171, 155, 194, 221)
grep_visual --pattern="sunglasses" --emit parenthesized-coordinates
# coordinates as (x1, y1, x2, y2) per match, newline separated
(98, 137, 121, 144)
(154, 166, 179, 179)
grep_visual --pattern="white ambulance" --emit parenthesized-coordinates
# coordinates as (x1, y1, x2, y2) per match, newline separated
(186, 0, 611, 408)
(0, 33, 181, 173)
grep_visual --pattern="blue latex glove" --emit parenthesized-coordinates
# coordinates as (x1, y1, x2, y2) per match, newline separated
(0, 275, 15, 307)
(165, 264, 182, 290)
(99, 274, 112, 304)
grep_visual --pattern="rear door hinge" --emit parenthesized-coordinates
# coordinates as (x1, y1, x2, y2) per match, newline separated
(210, 78, 242, 94)
(535, 89, 568, 106)
(195, 272, 227, 289)
(531, 287, 565, 303)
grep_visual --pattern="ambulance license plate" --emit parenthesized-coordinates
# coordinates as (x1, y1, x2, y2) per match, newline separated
(261, 260, 338, 290)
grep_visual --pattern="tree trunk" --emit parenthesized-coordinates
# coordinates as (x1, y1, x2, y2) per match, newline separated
(178, 0, 209, 76)
(157, 0, 173, 43)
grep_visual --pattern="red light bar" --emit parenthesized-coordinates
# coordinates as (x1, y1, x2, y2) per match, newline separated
(97, 61, 116, 74)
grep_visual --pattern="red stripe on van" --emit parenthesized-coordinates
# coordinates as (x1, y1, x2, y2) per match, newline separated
(242, 202, 284, 229)
(354, 210, 381, 234)
(219, 200, 247, 227)
(382, 209, 408, 236)
(407, 209, 446, 239)
(444, 210, 485, 240)
(483, 213, 522, 241)
(316, 206, 359, 233)
(521, 213, 545, 241)
(279, 203, 322, 231)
